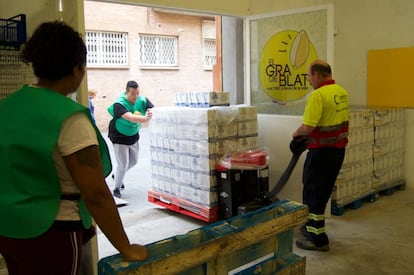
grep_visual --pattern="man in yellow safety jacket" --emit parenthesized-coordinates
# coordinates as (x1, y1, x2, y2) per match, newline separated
(293, 60, 349, 251)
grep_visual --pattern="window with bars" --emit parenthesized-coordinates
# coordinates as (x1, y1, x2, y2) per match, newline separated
(139, 34, 178, 67)
(85, 31, 128, 67)
(202, 20, 216, 70)
(204, 38, 216, 70)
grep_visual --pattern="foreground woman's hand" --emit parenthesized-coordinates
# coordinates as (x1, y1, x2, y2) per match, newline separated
(121, 244, 148, 262)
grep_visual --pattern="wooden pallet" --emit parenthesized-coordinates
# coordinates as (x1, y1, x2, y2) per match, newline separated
(331, 192, 378, 216)
(98, 199, 308, 275)
(377, 180, 406, 195)
(148, 189, 219, 223)
(332, 180, 407, 216)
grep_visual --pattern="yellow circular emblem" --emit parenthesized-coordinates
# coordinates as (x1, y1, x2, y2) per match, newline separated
(259, 30, 318, 103)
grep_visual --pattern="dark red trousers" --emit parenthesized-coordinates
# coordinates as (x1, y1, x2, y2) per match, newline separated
(0, 223, 95, 275)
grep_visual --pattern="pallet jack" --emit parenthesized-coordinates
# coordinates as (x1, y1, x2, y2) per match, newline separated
(237, 136, 308, 215)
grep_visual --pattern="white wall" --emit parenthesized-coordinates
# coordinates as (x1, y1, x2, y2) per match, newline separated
(257, 115, 304, 203)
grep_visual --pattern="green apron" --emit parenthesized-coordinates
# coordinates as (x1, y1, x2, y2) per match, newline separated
(107, 93, 147, 136)
(0, 85, 112, 238)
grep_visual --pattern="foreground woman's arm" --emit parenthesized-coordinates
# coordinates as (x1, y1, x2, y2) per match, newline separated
(63, 145, 148, 261)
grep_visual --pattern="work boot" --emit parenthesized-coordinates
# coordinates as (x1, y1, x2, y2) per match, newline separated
(296, 238, 329, 251)
(113, 189, 121, 198)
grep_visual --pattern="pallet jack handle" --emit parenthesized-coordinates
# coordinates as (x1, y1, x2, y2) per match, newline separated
(263, 136, 307, 200)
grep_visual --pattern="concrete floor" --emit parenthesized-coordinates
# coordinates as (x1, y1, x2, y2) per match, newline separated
(97, 127, 414, 274)
(293, 188, 414, 274)
(1, 128, 413, 274)
(98, 128, 206, 259)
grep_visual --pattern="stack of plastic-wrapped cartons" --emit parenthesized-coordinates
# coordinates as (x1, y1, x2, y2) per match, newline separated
(236, 105, 259, 151)
(149, 103, 259, 219)
(150, 107, 220, 208)
(372, 108, 405, 191)
(174, 91, 230, 107)
(215, 105, 259, 157)
(332, 109, 375, 206)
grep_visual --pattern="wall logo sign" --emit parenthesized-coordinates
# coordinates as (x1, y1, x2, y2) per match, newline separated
(259, 30, 318, 104)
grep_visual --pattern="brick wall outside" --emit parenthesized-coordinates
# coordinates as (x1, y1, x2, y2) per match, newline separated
(84, 1, 215, 131)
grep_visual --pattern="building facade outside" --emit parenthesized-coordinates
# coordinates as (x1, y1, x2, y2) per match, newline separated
(84, 1, 216, 131)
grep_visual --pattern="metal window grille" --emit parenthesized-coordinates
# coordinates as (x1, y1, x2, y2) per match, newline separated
(85, 31, 128, 66)
(204, 38, 216, 70)
(139, 34, 178, 66)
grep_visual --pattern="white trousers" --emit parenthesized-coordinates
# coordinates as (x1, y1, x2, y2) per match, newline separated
(112, 142, 140, 190)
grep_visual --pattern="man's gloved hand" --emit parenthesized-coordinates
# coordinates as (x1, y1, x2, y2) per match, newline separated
(290, 136, 308, 155)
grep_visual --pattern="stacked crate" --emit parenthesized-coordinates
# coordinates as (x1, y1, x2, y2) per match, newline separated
(332, 109, 375, 206)
(372, 108, 405, 191)
(148, 105, 258, 222)
(332, 107, 406, 213)
(174, 91, 230, 107)
(235, 104, 259, 151)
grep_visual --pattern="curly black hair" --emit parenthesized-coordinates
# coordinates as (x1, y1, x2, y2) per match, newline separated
(21, 21, 86, 80)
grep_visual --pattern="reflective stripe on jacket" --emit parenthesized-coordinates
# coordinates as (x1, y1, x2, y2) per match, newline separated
(307, 121, 349, 148)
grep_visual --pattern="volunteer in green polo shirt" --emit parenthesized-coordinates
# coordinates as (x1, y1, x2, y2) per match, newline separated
(107, 80, 154, 198)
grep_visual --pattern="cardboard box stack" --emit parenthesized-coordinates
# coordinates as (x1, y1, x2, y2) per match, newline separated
(175, 91, 230, 107)
(333, 109, 375, 206)
(372, 108, 405, 191)
(149, 104, 258, 221)
(332, 107, 405, 208)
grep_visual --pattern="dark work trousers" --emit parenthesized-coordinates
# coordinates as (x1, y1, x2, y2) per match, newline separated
(0, 223, 95, 275)
(302, 147, 345, 246)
